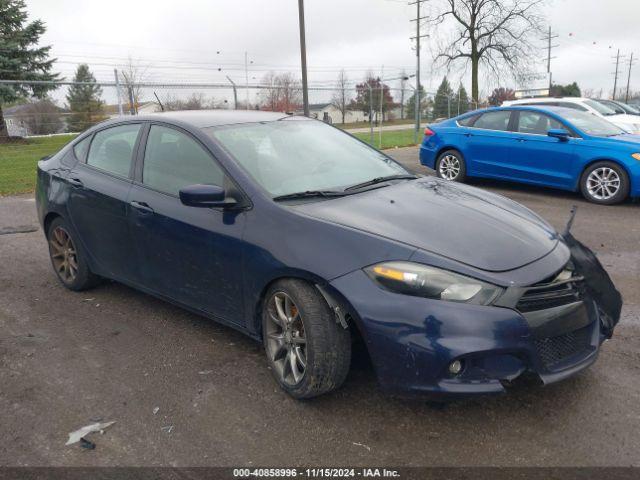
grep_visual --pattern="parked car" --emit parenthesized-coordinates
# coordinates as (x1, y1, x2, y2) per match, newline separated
(594, 99, 640, 116)
(421, 106, 640, 204)
(36, 111, 621, 400)
(502, 97, 640, 134)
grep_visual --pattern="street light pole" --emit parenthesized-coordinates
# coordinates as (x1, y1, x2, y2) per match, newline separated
(226, 75, 238, 110)
(297, 0, 310, 116)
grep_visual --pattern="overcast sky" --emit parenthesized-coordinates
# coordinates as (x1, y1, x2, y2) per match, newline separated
(24, 0, 640, 104)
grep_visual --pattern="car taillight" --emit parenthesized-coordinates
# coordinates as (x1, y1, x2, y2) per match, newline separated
(424, 127, 435, 137)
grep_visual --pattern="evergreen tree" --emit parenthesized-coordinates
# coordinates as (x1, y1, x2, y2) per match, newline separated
(406, 85, 428, 119)
(66, 64, 105, 132)
(0, 0, 58, 139)
(433, 77, 453, 119)
(456, 84, 470, 115)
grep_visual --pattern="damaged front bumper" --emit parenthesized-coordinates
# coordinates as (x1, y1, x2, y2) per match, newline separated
(330, 237, 622, 399)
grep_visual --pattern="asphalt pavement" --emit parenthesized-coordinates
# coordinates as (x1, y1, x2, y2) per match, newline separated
(1, 146, 639, 467)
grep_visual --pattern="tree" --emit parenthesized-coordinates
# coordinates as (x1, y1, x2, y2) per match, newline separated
(66, 64, 105, 132)
(258, 72, 302, 112)
(0, 0, 58, 140)
(433, 77, 454, 119)
(331, 70, 351, 124)
(405, 85, 429, 120)
(456, 84, 470, 115)
(429, 0, 545, 103)
(550, 82, 581, 97)
(22, 98, 63, 135)
(488, 87, 516, 106)
(350, 74, 395, 123)
(119, 56, 149, 114)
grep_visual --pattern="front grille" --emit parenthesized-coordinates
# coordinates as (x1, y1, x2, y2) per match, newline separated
(516, 275, 584, 313)
(534, 325, 592, 369)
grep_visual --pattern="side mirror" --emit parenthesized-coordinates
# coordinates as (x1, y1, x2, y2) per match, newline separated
(548, 128, 570, 141)
(179, 184, 238, 209)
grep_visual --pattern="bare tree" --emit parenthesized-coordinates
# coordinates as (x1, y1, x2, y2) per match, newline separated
(331, 70, 350, 124)
(21, 99, 64, 135)
(119, 56, 149, 114)
(429, 0, 545, 102)
(258, 72, 302, 112)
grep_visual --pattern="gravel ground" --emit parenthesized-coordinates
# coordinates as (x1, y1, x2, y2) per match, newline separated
(0, 147, 639, 467)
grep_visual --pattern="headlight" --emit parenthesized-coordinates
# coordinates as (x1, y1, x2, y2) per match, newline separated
(632, 153, 640, 161)
(364, 261, 502, 305)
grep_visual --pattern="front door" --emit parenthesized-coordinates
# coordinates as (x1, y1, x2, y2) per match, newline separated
(66, 123, 142, 281)
(127, 124, 246, 324)
(509, 110, 577, 188)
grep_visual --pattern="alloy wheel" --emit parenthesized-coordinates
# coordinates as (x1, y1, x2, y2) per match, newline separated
(49, 226, 78, 283)
(439, 154, 461, 180)
(586, 167, 621, 201)
(265, 292, 307, 386)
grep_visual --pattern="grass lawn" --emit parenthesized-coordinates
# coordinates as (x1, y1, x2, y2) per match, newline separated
(0, 134, 77, 196)
(352, 128, 419, 150)
(335, 118, 415, 130)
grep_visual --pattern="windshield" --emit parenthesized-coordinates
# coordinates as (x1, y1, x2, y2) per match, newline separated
(205, 119, 408, 197)
(558, 110, 626, 136)
(584, 99, 617, 116)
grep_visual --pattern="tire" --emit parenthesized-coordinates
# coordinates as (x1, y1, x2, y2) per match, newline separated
(46, 217, 101, 291)
(436, 149, 467, 182)
(580, 161, 629, 205)
(262, 279, 351, 399)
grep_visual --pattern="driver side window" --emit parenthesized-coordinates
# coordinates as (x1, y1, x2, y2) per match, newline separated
(517, 111, 563, 135)
(142, 125, 225, 196)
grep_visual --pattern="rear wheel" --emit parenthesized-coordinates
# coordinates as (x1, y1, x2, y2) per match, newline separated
(262, 279, 351, 399)
(47, 217, 100, 291)
(580, 161, 629, 205)
(436, 150, 467, 182)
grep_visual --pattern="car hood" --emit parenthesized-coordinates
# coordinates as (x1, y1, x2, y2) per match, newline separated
(592, 133, 640, 147)
(292, 178, 560, 273)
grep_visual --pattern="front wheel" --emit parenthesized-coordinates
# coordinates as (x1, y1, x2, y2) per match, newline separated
(436, 150, 467, 182)
(262, 279, 351, 399)
(580, 162, 629, 205)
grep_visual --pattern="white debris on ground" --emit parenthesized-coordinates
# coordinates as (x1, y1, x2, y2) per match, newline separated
(66, 421, 116, 446)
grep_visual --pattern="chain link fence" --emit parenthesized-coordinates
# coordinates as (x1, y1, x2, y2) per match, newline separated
(0, 79, 487, 196)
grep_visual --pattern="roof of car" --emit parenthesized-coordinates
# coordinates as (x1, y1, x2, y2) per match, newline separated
(136, 109, 293, 127)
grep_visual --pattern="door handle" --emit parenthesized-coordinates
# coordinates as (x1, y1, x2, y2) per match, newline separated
(67, 177, 84, 188)
(516, 137, 527, 142)
(130, 201, 154, 215)
(464, 133, 473, 137)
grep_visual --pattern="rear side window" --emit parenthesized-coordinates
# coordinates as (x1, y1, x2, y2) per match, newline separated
(142, 125, 225, 196)
(517, 111, 564, 135)
(472, 111, 512, 131)
(458, 114, 480, 126)
(73, 136, 92, 161)
(86, 124, 141, 177)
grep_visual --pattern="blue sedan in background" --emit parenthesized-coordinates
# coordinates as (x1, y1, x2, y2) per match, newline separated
(420, 106, 640, 204)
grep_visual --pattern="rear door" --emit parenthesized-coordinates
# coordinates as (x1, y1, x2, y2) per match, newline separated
(509, 110, 577, 188)
(463, 110, 517, 177)
(127, 123, 246, 324)
(66, 123, 142, 282)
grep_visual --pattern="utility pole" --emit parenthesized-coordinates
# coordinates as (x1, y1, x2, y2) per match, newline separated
(226, 75, 238, 110)
(612, 49, 624, 101)
(625, 53, 636, 103)
(297, 0, 310, 116)
(379, 65, 384, 148)
(113, 68, 123, 116)
(410, 0, 429, 143)
(542, 26, 559, 93)
(244, 52, 250, 110)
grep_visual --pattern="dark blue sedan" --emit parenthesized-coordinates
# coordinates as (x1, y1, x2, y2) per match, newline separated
(36, 111, 621, 399)
(420, 106, 640, 204)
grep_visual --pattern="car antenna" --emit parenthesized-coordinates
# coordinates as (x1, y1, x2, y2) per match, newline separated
(153, 91, 165, 112)
(564, 205, 578, 235)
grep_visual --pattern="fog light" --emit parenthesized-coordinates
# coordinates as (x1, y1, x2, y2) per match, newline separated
(449, 360, 463, 375)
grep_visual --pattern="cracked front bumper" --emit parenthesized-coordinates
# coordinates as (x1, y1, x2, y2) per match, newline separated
(331, 269, 609, 399)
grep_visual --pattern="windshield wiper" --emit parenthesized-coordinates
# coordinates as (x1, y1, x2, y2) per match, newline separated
(344, 174, 418, 191)
(273, 190, 347, 201)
